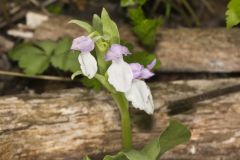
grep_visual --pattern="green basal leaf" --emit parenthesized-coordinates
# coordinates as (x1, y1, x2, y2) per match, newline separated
(19, 52, 50, 75)
(133, 18, 162, 48)
(104, 153, 127, 160)
(124, 51, 160, 70)
(104, 150, 148, 160)
(34, 40, 56, 56)
(101, 8, 120, 44)
(69, 20, 93, 33)
(71, 70, 82, 80)
(128, 7, 145, 25)
(9, 44, 43, 61)
(226, 0, 240, 29)
(51, 50, 79, 73)
(142, 119, 191, 159)
(157, 119, 191, 156)
(92, 14, 103, 34)
(81, 77, 102, 91)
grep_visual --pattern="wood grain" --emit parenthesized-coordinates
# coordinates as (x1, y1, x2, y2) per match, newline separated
(1, 79, 240, 160)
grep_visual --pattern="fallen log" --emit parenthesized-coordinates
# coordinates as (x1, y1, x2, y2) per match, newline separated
(1, 78, 240, 160)
(30, 14, 240, 73)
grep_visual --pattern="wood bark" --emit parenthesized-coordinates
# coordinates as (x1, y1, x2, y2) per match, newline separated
(31, 14, 240, 73)
(1, 79, 240, 160)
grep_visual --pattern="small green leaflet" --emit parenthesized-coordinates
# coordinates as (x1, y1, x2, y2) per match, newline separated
(69, 20, 93, 33)
(51, 38, 79, 73)
(34, 40, 56, 56)
(226, 0, 240, 29)
(9, 43, 50, 75)
(19, 51, 50, 75)
(101, 8, 120, 44)
(9, 38, 79, 75)
(127, 7, 145, 25)
(133, 18, 162, 48)
(127, 7, 163, 48)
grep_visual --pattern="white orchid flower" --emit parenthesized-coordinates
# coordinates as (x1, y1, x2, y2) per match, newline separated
(71, 36, 97, 79)
(125, 60, 156, 114)
(105, 44, 133, 92)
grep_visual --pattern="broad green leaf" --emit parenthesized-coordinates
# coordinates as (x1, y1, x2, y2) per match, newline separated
(71, 70, 82, 80)
(104, 150, 148, 160)
(124, 51, 160, 70)
(34, 40, 56, 56)
(9, 44, 43, 61)
(51, 51, 79, 73)
(121, 150, 149, 160)
(128, 7, 145, 25)
(81, 77, 102, 91)
(142, 119, 191, 159)
(133, 18, 162, 48)
(69, 20, 93, 33)
(92, 14, 103, 34)
(226, 0, 240, 29)
(54, 37, 72, 55)
(104, 153, 126, 160)
(18, 52, 50, 75)
(101, 8, 120, 44)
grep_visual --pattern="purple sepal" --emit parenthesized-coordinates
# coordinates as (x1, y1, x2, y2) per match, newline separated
(139, 68, 154, 79)
(105, 44, 130, 61)
(71, 36, 94, 52)
(147, 59, 157, 70)
(129, 63, 143, 79)
(129, 60, 155, 80)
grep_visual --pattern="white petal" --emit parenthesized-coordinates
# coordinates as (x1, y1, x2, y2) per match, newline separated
(78, 52, 97, 79)
(125, 80, 154, 114)
(107, 58, 133, 92)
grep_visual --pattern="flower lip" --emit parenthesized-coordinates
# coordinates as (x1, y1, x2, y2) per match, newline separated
(71, 36, 95, 53)
(105, 44, 130, 61)
(129, 63, 144, 79)
(129, 59, 156, 80)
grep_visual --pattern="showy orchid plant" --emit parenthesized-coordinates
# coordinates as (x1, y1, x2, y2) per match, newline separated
(70, 8, 191, 160)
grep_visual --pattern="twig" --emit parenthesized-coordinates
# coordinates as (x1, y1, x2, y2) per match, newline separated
(182, 0, 200, 26)
(0, 70, 72, 81)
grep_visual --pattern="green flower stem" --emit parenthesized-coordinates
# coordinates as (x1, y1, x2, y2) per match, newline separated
(111, 93, 132, 151)
(95, 74, 132, 150)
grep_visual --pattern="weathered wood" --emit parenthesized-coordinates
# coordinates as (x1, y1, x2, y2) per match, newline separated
(1, 79, 240, 160)
(32, 14, 240, 73)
